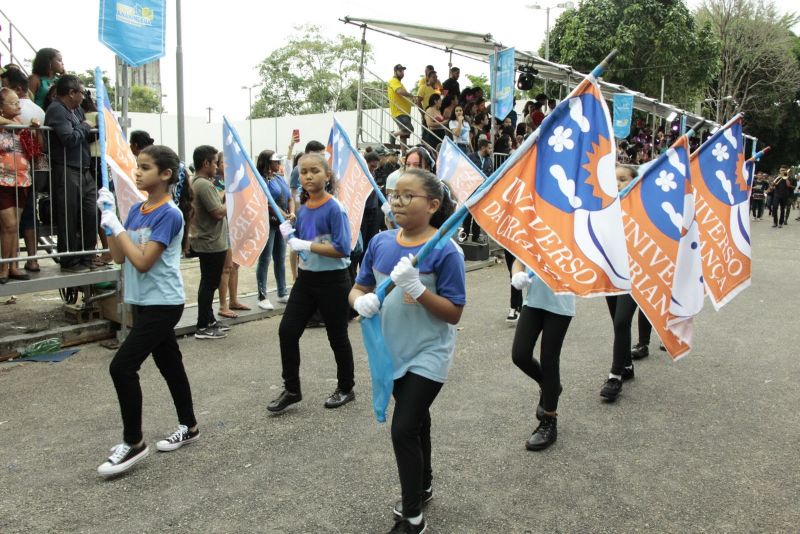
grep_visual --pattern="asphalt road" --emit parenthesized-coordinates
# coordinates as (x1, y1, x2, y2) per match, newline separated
(1, 218, 798, 533)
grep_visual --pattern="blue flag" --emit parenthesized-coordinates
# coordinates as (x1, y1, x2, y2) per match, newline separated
(98, 0, 166, 67)
(613, 94, 634, 139)
(489, 48, 515, 121)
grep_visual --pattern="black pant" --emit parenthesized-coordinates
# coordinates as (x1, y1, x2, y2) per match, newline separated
(774, 196, 790, 226)
(278, 268, 354, 393)
(196, 250, 227, 329)
(462, 213, 482, 240)
(751, 199, 765, 219)
(511, 306, 572, 412)
(392, 372, 442, 519)
(606, 295, 637, 375)
(637, 309, 652, 346)
(51, 164, 97, 267)
(109, 305, 196, 445)
(504, 249, 522, 310)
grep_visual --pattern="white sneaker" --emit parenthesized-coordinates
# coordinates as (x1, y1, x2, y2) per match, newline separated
(97, 443, 149, 476)
(156, 425, 200, 452)
(276, 295, 290, 304)
(258, 299, 274, 310)
(506, 308, 520, 324)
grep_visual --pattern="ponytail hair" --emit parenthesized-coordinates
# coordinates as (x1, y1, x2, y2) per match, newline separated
(401, 168, 456, 229)
(141, 145, 194, 250)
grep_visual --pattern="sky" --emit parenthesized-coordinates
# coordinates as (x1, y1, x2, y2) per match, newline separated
(2, 0, 798, 121)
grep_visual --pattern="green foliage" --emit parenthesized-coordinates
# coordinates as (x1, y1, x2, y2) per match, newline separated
(465, 74, 490, 96)
(252, 25, 373, 118)
(71, 69, 115, 109)
(128, 85, 161, 113)
(547, 0, 719, 105)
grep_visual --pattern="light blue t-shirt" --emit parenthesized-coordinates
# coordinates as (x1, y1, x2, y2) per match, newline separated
(356, 230, 466, 383)
(123, 201, 185, 306)
(295, 195, 351, 272)
(449, 119, 470, 146)
(524, 272, 575, 317)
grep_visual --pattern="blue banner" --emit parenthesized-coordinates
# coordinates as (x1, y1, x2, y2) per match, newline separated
(612, 94, 634, 138)
(679, 114, 687, 135)
(489, 47, 515, 122)
(98, 0, 166, 67)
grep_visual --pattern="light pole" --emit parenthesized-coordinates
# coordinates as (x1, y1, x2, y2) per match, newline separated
(526, 2, 574, 94)
(242, 84, 260, 156)
(158, 91, 167, 144)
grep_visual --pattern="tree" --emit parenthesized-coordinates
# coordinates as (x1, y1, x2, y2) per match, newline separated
(695, 0, 800, 124)
(252, 25, 373, 118)
(465, 74, 490, 97)
(128, 85, 161, 113)
(547, 0, 719, 106)
(71, 69, 115, 109)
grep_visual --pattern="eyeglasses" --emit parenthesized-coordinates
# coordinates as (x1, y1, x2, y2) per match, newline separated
(387, 192, 431, 207)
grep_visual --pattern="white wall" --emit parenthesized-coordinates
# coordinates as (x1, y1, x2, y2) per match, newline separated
(129, 110, 361, 159)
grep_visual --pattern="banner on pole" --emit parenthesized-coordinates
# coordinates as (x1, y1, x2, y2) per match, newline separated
(99, 0, 166, 67)
(436, 138, 486, 205)
(612, 94, 634, 139)
(489, 48, 516, 122)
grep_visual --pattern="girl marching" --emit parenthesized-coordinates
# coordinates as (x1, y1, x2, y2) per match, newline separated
(268, 153, 356, 412)
(349, 168, 465, 534)
(96, 145, 198, 476)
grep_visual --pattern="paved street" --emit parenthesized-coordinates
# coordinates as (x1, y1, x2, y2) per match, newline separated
(1, 220, 798, 533)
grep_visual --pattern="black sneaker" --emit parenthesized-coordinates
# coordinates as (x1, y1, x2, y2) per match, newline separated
(526, 414, 557, 451)
(267, 389, 302, 412)
(388, 518, 428, 534)
(621, 366, 635, 381)
(536, 384, 563, 421)
(97, 442, 149, 476)
(156, 425, 200, 452)
(631, 343, 649, 360)
(194, 326, 227, 340)
(393, 488, 433, 517)
(505, 308, 520, 324)
(324, 388, 355, 409)
(61, 263, 91, 273)
(210, 320, 231, 332)
(600, 377, 623, 401)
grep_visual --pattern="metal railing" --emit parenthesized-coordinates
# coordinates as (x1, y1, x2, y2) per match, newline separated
(0, 9, 38, 75)
(0, 122, 119, 301)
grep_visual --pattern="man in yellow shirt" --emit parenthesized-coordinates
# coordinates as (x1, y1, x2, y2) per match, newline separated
(416, 69, 442, 110)
(387, 64, 414, 146)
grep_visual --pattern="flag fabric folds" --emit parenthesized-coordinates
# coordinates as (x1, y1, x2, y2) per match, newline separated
(94, 67, 146, 224)
(327, 118, 384, 250)
(221, 118, 270, 268)
(689, 114, 750, 310)
(468, 75, 630, 297)
(620, 134, 704, 360)
(436, 137, 486, 205)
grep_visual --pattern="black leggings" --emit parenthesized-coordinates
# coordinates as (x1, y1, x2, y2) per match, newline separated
(504, 249, 522, 310)
(606, 295, 637, 374)
(196, 250, 227, 329)
(511, 306, 572, 412)
(278, 268, 354, 394)
(637, 309, 652, 346)
(392, 372, 442, 519)
(109, 305, 196, 445)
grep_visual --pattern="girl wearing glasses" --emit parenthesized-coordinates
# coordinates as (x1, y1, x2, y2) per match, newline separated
(349, 168, 465, 534)
(269, 153, 356, 413)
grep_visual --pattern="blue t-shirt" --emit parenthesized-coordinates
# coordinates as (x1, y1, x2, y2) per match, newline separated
(289, 166, 301, 192)
(296, 195, 351, 271)
(524, 272, 575, 317)
(356, 230, 466, 383)
(123, 201, 185, 306)
(266, 174, 290, 212)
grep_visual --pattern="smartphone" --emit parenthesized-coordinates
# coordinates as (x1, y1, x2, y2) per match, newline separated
(292, 129, 300, 143)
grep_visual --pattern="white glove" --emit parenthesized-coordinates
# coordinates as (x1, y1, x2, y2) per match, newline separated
(380, 201, 392, 216)
(511, 271, 532, 290)
(101, 210, 125, 237)
(279, 221, 294, 240)
(390, 254, 426, 300)
(353, 293, 381, 318)
(288, 237, 312, 252)
(96, 187, 116, 213)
